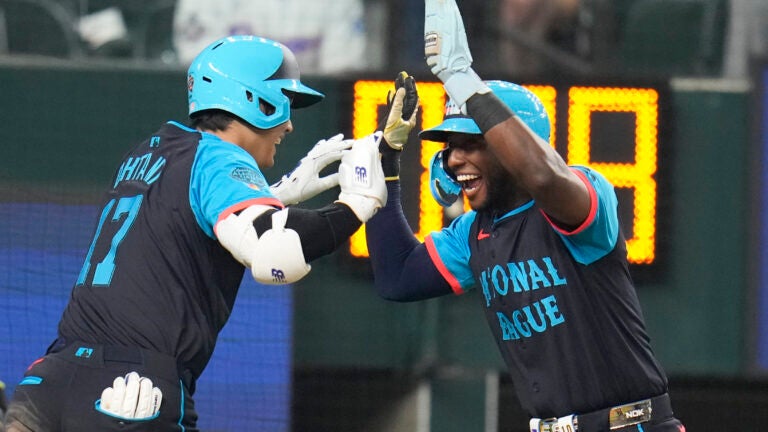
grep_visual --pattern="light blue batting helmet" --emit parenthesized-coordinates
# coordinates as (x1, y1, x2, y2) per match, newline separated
(423, 81, 551, 207)
(419, 81, 550, 143)
(187, 35, 324, 129)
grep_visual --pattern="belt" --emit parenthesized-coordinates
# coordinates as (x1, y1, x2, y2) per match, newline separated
(530, 393, 673, 432)
(48, 339, 196, 394)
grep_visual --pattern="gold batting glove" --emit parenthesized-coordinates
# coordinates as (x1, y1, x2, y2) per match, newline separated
(379, 71, 419, 180)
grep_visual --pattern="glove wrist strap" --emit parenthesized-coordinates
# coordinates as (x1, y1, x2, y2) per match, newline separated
(441, 68, 490, 109)
(381, 151, 401, 179)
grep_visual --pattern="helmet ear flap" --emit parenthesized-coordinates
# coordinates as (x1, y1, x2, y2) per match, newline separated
(429, 150, 462, 207)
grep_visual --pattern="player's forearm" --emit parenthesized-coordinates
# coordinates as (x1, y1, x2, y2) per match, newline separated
(467, 92, 590, 225)
(466, 91, 552, 181)
(253, 203, 361, 262)
(366, 182, 452, 301)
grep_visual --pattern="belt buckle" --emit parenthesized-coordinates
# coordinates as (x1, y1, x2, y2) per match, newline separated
(539, 418, 558, 432)
(608, 398, 652, 430)
(537, 416, 576, 432)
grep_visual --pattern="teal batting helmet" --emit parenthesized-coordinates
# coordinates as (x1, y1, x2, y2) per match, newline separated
(187, 35, 324, 129)
(419, 81, 550, 142)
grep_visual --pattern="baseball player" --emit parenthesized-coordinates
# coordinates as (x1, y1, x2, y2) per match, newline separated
(4, 35, 386, 432)
(365, 2, 686, 431)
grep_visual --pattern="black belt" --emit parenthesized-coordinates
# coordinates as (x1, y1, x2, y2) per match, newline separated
(576, 393, 673, 431)
(48, 339, 196, 395)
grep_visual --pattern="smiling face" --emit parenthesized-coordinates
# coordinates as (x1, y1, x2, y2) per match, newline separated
(223, 118, 293, 169)
(445, 134, 521, 213)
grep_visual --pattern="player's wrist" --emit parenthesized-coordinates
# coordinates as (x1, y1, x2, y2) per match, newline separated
(336, 193, 382, 222)
(380, 147, 401, 180)
(442, 68, 490, 110)
(466, 91, 516, 134)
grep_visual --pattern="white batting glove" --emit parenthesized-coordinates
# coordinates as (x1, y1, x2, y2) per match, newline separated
(97, 372, 163, 420)
(270, 134, 354, 205)
(424, 0, 490, 109)
(336, 132, 387, 222)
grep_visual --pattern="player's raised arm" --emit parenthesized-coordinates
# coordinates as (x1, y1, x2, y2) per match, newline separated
(424, 0, 590, 228)
(365, 72, 456, 301)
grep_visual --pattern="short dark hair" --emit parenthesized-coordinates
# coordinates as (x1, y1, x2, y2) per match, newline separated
(189, 109, 237, 132)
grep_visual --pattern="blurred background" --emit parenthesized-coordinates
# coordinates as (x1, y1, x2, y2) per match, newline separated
(1, 0, 768, 431)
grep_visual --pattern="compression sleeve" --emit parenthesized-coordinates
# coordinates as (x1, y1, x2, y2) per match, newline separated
(365, 181, 454, 301)
(252, 203, 361, 263)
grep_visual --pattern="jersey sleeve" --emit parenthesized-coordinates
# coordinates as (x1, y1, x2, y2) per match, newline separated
(190, 135, 283, 238)
(549, 166, 620, 265)
(425, 211, 477, 294)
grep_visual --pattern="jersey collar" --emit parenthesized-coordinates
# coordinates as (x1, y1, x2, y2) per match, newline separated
(493, 200, 535, 224)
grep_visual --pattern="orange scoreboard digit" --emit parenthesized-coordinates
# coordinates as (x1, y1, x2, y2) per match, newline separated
(349, 81, 662, 266)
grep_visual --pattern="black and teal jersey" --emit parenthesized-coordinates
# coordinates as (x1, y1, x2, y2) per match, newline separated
(425, 166, 668, 418)
(57, 121, 282, 381)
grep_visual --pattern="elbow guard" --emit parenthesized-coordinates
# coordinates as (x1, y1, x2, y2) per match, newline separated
(215, 206, 312, 284)
(215, 205, 272, 266)
(250, 209, 311, 285)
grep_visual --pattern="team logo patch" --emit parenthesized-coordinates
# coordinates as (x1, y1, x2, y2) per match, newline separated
(230, 167, 266, 190)
(354, 165, 369, 186)
(271, 268, 286, 283)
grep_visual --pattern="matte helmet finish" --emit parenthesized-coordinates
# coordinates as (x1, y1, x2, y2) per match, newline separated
(187, 35, 324, 129)
(419, 81, 551, 143)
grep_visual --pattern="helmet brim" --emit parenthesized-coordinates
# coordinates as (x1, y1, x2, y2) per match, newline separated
(419, 117, 481, 142)
(275, 79, 325, 109)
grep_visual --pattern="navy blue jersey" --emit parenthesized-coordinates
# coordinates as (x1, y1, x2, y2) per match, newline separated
(57, 121, 282, 381)
(426, 166, 668, 418)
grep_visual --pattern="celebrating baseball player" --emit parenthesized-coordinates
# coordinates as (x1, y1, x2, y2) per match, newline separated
(365, 1, 686, 431)
(4, 35, 386, 431)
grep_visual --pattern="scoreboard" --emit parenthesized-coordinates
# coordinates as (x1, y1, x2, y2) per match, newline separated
(346, 80, 666, 266)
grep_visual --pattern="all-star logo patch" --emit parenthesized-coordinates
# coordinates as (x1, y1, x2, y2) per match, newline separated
(230, 167, 266, 190)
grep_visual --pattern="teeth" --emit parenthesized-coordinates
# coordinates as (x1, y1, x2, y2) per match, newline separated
(456, 174, 479, 182)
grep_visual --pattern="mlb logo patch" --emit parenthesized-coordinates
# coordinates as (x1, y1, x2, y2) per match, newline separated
(75, 347, 94, 358)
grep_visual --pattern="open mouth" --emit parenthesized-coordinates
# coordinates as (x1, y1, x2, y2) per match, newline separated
(456, 173, 482, 192)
